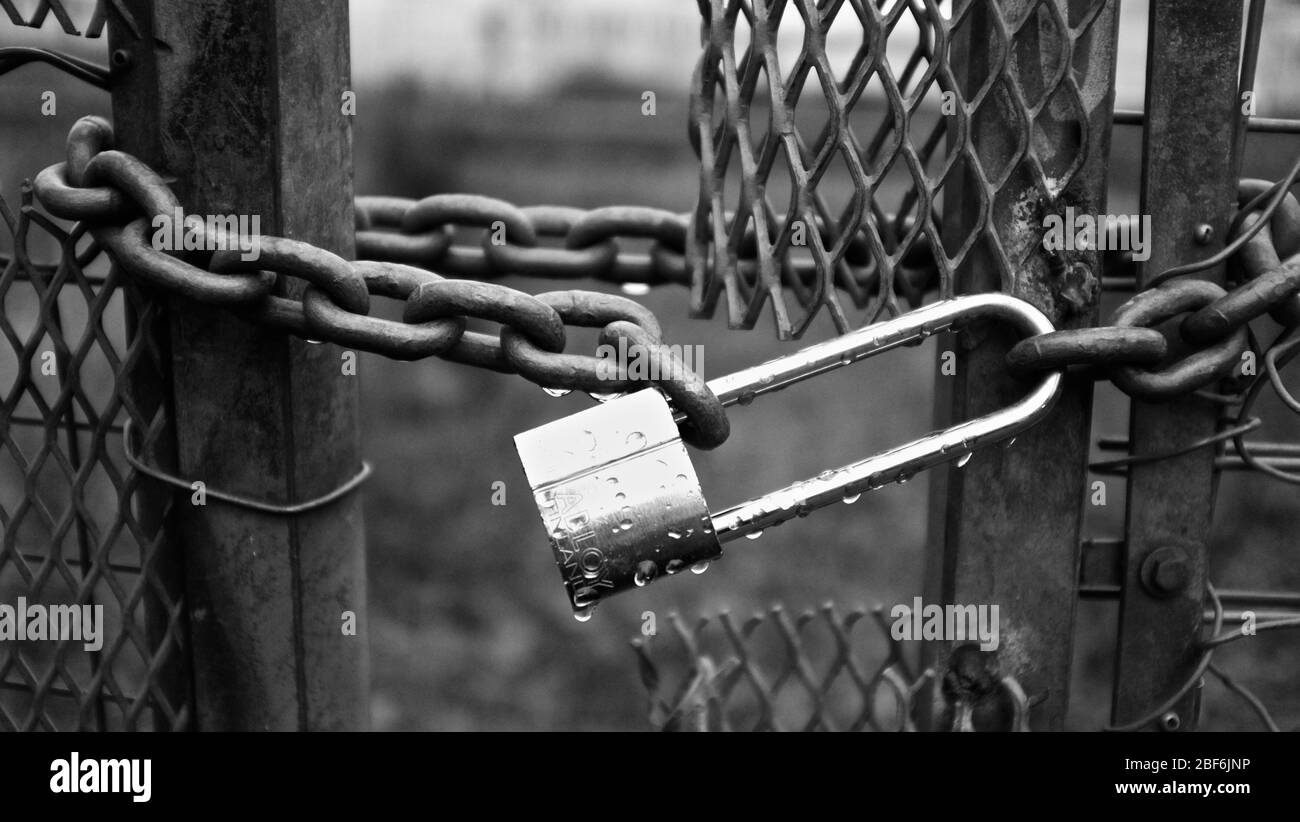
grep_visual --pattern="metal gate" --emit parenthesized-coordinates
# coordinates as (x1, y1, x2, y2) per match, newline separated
(3, 0, 1299, 731)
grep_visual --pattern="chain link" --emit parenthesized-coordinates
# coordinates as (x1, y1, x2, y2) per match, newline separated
(29, 117, 1300, 448)
(34, 116, 732, 447)
(1009, 180, 1300, 400)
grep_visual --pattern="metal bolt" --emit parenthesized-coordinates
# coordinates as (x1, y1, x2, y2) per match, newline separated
(1141, 546, 1191, 597)
(1160, 711, 1181, 731)
(111, 49, 133, 69)
(1193, 223, 1214, 245)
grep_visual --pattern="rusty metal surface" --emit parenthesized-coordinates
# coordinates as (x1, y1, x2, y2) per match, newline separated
(1111, 0, 1245, 731)
(107, 0, 368, 730)
(925, 0, 1119, 731)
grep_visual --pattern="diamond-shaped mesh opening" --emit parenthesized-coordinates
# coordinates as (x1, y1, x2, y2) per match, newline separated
(0, 188, 192, 731)
(690, 0, 1111, 338)
(632, 604, 1031, 732)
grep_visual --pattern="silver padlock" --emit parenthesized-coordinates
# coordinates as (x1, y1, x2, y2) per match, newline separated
(515, 293, 1063, 616)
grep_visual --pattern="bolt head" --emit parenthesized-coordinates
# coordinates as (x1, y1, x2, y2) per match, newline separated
(1141, 546, 1192, 597)
(1194, 223, 1214, 245)
(1153, 556, 1190, 592)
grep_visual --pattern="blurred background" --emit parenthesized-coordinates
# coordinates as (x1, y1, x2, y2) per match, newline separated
(3, 0, 1300, 730)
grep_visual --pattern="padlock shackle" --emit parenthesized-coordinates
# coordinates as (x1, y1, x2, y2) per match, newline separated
(704, 293, 1063, 544)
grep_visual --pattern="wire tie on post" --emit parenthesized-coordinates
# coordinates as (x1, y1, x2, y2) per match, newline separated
(121, 418, 372, 515)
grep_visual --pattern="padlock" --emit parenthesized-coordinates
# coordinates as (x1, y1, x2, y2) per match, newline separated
(515, 293, 1063, 616)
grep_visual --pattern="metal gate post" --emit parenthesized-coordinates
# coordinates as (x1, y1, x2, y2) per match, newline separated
(923, 0, 1119, 730)
(108, 0, 368, 730)
(1110, 0, 1243, 731)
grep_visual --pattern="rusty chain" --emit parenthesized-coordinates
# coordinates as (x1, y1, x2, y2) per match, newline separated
(1006, 179, 1300, 404)
(27, 116, 1300, 453)
(33, 116, 733, 449)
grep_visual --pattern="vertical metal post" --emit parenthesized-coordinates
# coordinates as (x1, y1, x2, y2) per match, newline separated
(109, 0, 369, 730)
(924, 0, 1119, 730)
(1111, 0, 1243, 731)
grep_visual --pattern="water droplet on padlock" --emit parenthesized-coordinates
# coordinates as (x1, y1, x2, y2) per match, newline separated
(956, 452, 973, 468)
(665, 559, 685, 575)
(620, 283, 651, 296)
(737, 391, 756, 406)
(551, 527, 566, 540)
(690, 561, 709, 575)
(842, 490, 861, 504)
(816, 469, 836, 482)
(633, 561, 658, 587)
(896, 474, 910, 485)
(573, 607, 594, 623)
(615, 492, 626, 502)
(626, 431, 647, 449)
(667, 528, 682, 540)
(1004, 436, 1017, 448)
(588, 390, 621, 402)
(867, 475, 885, 491)
(840, 353, 853, 366)
(746, 530, 764, 540)
(759, 372, 774, 386)
(543, 387, 572, 398)
(675, 473, 688, 483)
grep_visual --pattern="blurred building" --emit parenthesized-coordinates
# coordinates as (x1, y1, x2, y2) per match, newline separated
(349, 0, 1300, 116)
(351, 0, 701, 97)
(4, 1, 1299, 113)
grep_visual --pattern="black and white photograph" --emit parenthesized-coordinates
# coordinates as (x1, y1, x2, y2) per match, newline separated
(1, 0, 1297, 804)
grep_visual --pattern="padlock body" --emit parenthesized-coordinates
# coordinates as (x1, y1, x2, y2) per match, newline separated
(515, 389, 722, 611)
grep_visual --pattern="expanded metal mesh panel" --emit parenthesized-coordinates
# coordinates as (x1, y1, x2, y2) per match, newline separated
(0, 190, 191, 731)
(631, 604, 1044, 732)
(688, 0, 1114, 338)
